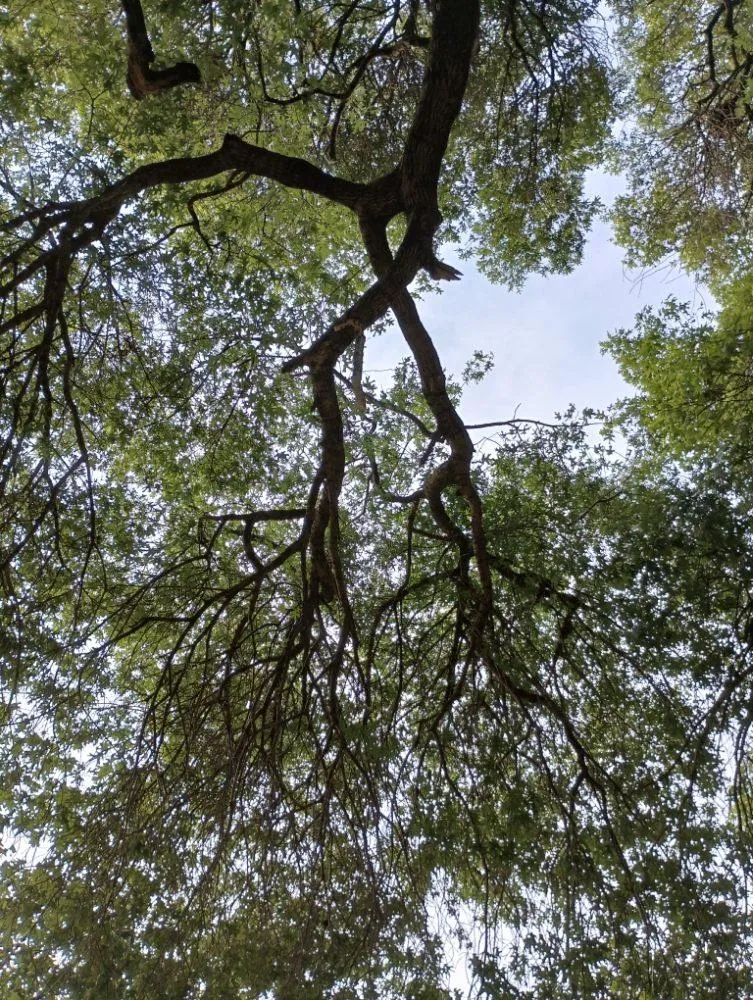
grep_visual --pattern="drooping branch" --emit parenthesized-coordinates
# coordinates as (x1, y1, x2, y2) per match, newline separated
(358, 214, 493, 640)
(3, 6, 741, 985)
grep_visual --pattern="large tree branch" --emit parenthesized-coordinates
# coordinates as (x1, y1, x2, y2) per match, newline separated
(121, 0, 201, 99)
(358, 215, 493, 636)
(0, 135, 396, 314)
(400, 0, 480, 219)
(275, 0, 485, 644)
(282, 0, 481, 374)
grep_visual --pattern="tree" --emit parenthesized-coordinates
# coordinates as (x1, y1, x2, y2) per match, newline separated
(612, 0, 753, 280)
(1, 1, 752, 996)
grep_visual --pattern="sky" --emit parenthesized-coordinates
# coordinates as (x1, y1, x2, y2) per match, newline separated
(366, 173, 709, 429)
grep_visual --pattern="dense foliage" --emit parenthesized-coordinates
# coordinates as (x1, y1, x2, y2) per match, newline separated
(1, 1, 753, 996)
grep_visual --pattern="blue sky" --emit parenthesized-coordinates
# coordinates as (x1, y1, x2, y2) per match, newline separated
(367, 173, 709, 428)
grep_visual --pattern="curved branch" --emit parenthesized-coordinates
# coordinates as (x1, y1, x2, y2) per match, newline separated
(0, 134, 394, 317)
(122, 0, 201, 100)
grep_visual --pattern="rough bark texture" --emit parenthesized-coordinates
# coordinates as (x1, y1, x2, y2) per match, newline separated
(122, 0, 201, 99)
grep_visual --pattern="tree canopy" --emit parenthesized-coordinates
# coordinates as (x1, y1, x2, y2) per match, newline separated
(1, 1, 753, 997)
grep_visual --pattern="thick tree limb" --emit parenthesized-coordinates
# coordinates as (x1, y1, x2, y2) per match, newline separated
(0, 135, 384, 313)
(122, 0, 201, 99)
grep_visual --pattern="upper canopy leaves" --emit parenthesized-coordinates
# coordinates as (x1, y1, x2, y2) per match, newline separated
(1, 1, 753, 998)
